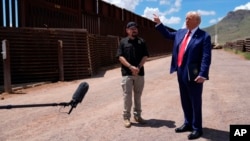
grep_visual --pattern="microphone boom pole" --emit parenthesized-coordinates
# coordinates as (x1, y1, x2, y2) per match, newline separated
(0, 82, 89, 114)
(0, 102, 69, 109)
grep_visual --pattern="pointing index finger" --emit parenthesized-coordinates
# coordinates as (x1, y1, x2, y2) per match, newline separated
(153, 14, 158, 17)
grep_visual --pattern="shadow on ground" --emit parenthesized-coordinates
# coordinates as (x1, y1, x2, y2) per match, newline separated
(202, 127, 229, 141)
(132, 119, 229, 141)
(132, 118, 176, 128)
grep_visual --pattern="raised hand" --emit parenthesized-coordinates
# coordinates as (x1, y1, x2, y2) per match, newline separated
(153, 14, 161, 24)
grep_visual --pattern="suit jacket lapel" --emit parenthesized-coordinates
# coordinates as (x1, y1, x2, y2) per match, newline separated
(186, 28, 200, 52)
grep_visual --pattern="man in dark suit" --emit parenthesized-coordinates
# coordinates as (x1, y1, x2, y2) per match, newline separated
(153, 11, 212, 140)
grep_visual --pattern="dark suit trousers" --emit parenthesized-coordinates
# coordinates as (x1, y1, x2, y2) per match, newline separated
(177, 67, 203, 132)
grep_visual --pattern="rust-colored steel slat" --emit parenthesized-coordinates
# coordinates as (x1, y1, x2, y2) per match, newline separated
(0, 27, 91, 86)
(98, 0, 111, 17)
(86, 34, 100, 75)
(123, 9, 136, 23)
(81, 0, 97, 14)
(0, 27, 59, 84)
(81, 13, 99, 35)
(99, 16, 124, 36)
(93, 35, 119, 67)
(245, 38, 250, 52)
(139, 27, 173, 57)
(54, 28, 91, 80)
(19, 0, 81, 28)
(112, 4, 123, 20)
(235, 40, 245, 51)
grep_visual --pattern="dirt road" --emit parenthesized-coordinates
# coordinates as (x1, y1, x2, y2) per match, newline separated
(0, 49, 250, 141)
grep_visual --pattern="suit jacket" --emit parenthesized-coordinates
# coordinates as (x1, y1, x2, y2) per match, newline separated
(156, 23, 212, 80)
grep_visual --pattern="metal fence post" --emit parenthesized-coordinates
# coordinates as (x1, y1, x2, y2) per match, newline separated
(58, 40, 64, 81)
(2, 40, 12, 93)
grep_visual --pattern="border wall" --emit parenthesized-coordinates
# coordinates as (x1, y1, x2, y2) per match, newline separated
(0, 0, 174, 92)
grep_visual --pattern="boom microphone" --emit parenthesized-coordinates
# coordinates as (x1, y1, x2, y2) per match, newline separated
(68, 82, 89, 114)
(0, 82, 89, 115)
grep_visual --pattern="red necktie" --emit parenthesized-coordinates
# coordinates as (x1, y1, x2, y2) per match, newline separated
(177, 31, 191, 67)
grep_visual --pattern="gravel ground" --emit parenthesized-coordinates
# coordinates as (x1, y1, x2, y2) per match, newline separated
(0, 49, 250, 141)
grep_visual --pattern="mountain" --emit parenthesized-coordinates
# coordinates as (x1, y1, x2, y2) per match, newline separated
(202, 10, 250, 45)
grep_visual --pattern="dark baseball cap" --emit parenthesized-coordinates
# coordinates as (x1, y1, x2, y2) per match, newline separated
(126, 21, 138, 28)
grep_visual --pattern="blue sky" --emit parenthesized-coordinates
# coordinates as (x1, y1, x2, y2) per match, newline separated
(103, 0, 250, 29)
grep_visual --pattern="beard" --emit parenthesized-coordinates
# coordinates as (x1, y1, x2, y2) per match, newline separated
(131, 32, 138, 37)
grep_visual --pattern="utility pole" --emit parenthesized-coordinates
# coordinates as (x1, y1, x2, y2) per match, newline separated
(2, 40, 12, 93)
(215, 23, 218, 45)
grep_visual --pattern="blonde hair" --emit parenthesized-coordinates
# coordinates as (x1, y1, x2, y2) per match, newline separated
(186, 11, 201, 24)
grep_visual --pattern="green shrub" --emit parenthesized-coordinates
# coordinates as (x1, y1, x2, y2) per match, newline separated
(224, 48, 250, 60)
(244, 52, 250, 60)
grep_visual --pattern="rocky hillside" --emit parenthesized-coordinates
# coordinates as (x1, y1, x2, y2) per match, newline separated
(203, 10, 250, 44)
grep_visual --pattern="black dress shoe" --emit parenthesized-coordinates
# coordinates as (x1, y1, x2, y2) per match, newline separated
(188, 130, 203, 140)
(175, 124, 193, 133)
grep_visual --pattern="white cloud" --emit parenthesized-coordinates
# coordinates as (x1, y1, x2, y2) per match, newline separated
(209, 19, 217, 24)
(159, 0, 171, 5)
(142, 0, 182, 26)
(164, 16, 181, 24)
(104, 0, 183, 27)
(162, 0, 182, 14)
(209, 17, 223, 24)
(102, 0, 140, 12)
(218, 17, 223, 21)
(142, 7, 181, 26)
(142, 7, 161, 19)
(181, 22, 186, 29)
(174, 0, 182, 8)
(197, 10, 216, 16)
(160, 0, 182, 26)
(234, 2, 250, 11)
